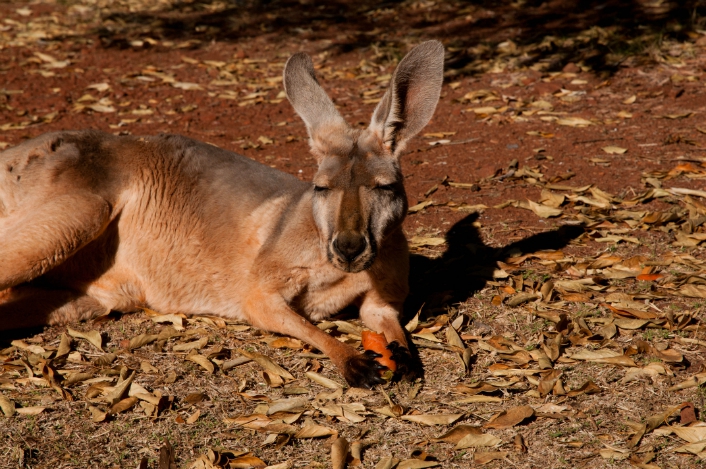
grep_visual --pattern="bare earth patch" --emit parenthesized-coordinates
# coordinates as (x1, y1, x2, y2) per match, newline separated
(2, 1, 706, 468)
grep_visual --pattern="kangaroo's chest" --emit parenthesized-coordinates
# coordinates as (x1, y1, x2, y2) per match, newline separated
(280, 264, 372, 321)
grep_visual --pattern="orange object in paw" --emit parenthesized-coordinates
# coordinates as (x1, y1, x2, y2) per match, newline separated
(361, 330, 397, 372)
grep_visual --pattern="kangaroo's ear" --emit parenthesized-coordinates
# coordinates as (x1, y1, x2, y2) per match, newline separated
(369, 41, 444, 157)
(284, 53, 349, 154)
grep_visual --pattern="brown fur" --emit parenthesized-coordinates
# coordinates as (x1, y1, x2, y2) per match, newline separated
(0, 41, 444, 387)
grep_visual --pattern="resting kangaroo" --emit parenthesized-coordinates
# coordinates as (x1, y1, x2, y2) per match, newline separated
(0, 41, 444, 388)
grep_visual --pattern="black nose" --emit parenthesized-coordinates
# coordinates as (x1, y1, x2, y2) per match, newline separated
(333, 231, 367, 261)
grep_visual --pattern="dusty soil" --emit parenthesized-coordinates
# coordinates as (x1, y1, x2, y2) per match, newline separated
(2, 1, 706, 468)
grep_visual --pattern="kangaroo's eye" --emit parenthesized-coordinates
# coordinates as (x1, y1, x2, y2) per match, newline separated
(375, 184, 396, 192)
(313, 185, 330, 193)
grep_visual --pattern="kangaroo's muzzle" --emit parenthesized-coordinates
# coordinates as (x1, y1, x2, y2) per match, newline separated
(333, 231, 367, 261)
(329, 230, 375, 273)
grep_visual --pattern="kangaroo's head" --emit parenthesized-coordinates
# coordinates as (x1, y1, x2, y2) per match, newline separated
(284, 41, 444, 273)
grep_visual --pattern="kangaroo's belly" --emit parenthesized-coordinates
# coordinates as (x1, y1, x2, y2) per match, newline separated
(67, 192, 293, 319)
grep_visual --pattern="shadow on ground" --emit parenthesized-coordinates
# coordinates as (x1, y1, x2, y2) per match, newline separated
(405, 213, 585, 320)
(96, 0, 706, 74)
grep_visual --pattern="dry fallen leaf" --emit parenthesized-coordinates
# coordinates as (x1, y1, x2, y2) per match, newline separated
(15, 406, 46, 416)
(104, 371, 135, 406)
(569, 348, 637, 366)
(506, 292, 540, 307)
(517, 200, 563, 218)
(538, 369, 563, 397)
(599, 445, 629, 461)
(674, 440, 706, 457)
(87, 82, 110, 92)
(456, 433, 502, 449)
(672, 426, 706, 443)
(264, 463, 291, 469)
(305, 371, 342, 389)
(88, 405, 107, 423)
(484, 406, 534, 429)
(150, 313, 185, 330)
(678, 284, 706, 298)
(408, 236, 446, 248)
(55, 333, 72, 359)
(0, 394, 16, 417)
(267, 397, 308, 415)
(470, 106, 501, 115)
(67, 327, 103, 351)
(539, 189, 565, 208)
(64, 372, 94, 387)
(294, 421, 337, 439)
(662, 112, 694, 119)
(555, 116, 594, 127)
(432, 425, 483, 444)
(602, 146, 627, 155)
(186, 353, 215, 374)
(129, 333, 158, 350)
(566, 380, 601, 397)
(668, 372, 706, 391)
(173, 337, 208, 352)
(87, 103, 116, 113)
(445, 325, 465, 350)
(374, 456, 399, 469)
(331, 436, 349, 469)
(110, 396, 138, 414)
(269, 337, 303, 349)
(238, 349, 295, 382)
(454, 396, 503, 404)
(186, 409, 201, 424)
(172, 82, 204, 91)
(474, 452, 509, 465)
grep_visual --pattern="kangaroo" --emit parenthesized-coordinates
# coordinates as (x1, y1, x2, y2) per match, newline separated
(0, 41, 444, 388)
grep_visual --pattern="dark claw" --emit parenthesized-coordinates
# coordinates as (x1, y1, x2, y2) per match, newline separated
(388, 341, 423, 382)
(343, 350, 387, 389)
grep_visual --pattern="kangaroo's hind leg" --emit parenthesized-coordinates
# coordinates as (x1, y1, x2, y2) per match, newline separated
(0, 286, 108, 331)
(0, 192, 112, 291)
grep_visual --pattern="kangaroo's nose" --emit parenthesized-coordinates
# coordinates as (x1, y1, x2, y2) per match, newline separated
(333, 231, 367, 261)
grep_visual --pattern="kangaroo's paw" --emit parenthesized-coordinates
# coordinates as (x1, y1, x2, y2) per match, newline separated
(343, 350, 387, 388)
(388, 341, 423, 382)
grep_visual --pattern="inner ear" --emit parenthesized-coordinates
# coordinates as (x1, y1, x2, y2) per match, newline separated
(283, 52, 349, 149)
(369, 41, 444, 156)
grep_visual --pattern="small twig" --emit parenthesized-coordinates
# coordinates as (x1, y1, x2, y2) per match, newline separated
(411, 339, 453, 351)
(89, 429, 110, 440)
(573, 137, 624, 145)
(675, 156, 706, 162)
(442, 137, 480, 146)
(424, 138, 480, 151)
(297, 352, 327, 359)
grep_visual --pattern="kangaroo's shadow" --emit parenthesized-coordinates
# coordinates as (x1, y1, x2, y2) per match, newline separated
(405, 213, 585, 319)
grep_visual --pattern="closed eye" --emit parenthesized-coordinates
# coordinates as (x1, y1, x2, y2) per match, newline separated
(313, 185, 330, 193)
(375, 183, 396, 192)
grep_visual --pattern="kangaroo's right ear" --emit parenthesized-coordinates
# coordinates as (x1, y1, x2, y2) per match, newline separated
(284, 53, 349, 157)
(369, 41, 444, 157)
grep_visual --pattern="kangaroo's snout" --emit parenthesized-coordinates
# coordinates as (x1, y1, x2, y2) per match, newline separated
(333, 231, 367, 262)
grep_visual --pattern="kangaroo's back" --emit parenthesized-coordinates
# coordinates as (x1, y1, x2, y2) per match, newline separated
(135, 133, 307, 212)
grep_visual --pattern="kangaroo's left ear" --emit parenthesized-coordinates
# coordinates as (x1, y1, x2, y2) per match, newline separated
(369, 41, 445, 157)
(284, 52, 351, 161)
